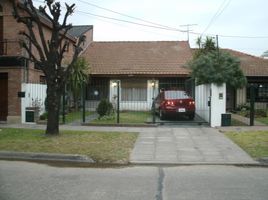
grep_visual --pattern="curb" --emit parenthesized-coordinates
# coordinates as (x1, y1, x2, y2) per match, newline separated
(0, 151, 95, 163)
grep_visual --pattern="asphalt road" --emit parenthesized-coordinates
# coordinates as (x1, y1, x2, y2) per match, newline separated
(0, 161, 268, 200)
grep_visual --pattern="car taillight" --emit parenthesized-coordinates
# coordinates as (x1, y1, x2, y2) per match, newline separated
(189, 101, 195, 105)
(166, 100, 175, 106)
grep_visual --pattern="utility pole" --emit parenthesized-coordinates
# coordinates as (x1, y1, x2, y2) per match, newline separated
(180, 24, 197, 41)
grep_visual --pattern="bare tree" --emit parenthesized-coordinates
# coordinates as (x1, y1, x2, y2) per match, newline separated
(12, 0, 85, 135)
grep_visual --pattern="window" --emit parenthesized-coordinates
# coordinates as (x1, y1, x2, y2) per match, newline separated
(247, 83, 268, 102)
(40, 75, 46, 84)
(86, 78, 109, 101)
(121, 79, 147, 101)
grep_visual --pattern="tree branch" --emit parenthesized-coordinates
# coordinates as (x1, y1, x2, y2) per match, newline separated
(25, 0, 50, 58)
(62, 3, 75, 28)
(62, 35, 86, 84)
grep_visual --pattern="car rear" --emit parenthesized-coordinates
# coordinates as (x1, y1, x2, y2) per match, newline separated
(160, 90, 195, 119)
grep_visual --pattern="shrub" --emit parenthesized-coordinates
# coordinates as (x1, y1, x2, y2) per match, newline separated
(39, 112, 48, 120)
(96, 99, 114, 118)
(255, 109, 267, 117)
(236, 103, 250, 111)
(244, 109, 267, 118)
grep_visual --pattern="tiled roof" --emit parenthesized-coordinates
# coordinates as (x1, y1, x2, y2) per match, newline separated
(83, 41, 192, 76)
(68, 25, 93, 38)
(223, 49, 268, 77)
(191, 48, 268, 77)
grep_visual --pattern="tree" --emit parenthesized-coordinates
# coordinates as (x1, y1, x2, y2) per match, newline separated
(12, 0, 85, 135)
(67, 57, 90, 111)
(189, 37, 247, 88)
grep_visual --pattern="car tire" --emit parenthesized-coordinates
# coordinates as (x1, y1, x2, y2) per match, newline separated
(159, 110, 165, 120)
(188, 113, 195, 120)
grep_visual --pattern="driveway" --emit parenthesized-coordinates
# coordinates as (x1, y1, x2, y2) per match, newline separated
(130, 127, 257, 164)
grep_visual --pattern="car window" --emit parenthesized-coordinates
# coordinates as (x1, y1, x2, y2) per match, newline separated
(165, 91, 189, 99)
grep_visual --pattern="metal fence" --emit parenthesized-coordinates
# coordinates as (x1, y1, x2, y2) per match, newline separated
(22, 79, 268, 126)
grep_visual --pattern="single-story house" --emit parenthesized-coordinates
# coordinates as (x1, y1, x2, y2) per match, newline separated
(82, 41, 193, 111)
(224, 49, 268, 110)
(83, 41, 268, 111)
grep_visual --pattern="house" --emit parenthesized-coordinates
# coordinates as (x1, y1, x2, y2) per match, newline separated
(224, 49, 268, 110)
(82, 41, 193, 111)
(0, 0, 93, 123)
(83, 41, 268, 112)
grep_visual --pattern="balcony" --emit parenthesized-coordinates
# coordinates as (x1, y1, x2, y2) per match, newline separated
(0, 39, 22, 56)
(0, 39, 26, 67)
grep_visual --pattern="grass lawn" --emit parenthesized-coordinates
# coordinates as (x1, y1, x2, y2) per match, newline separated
(92, 111, 151, 124)
(231, 118, 247, 126)
(256, 117, 268, 125)
(236, 110, 268, 125)
(61, 111, 93, 124)
(0, 128, 138, 163)
(225, 131, 268, 159)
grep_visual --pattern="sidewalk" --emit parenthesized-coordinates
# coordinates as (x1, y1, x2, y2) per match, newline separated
(130, 127, 258, 165)
(0, 123, 262, 165)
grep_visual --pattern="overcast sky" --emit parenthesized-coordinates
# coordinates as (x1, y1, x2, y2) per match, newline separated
(35, 0, 268, 57)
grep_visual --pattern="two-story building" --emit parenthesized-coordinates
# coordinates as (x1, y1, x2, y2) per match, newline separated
(0, 0, 93, 123)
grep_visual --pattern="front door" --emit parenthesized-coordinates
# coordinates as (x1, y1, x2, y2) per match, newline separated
(0, 73, 8, 121)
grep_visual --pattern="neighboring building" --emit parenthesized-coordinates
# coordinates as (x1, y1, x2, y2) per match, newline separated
(0, 0, 92, 123)
(224, 49, 268, 110)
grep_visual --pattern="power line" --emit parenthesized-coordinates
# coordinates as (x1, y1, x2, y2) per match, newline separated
(32, 0, 268, 39)
(76, 10, 186, 32)
(202, 0, 232, 35)
(180, 24, 197, 41)
(76, 0, 185, 31)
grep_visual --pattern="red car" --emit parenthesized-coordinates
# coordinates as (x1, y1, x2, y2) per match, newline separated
(154, 90, 195, 120)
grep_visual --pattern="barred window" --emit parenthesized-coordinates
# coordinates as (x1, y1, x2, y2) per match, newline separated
(121, 79, 147, 101)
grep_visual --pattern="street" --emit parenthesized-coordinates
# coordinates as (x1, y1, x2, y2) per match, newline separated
(0, 161, 268, 200)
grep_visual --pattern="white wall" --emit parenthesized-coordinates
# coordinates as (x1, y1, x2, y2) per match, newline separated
(109, 79, 159, 111)
(195, 84, 210, 122)
(21, 83, 47, 123)
(210, 83, 226, 127)
(195, 83, 227, 127)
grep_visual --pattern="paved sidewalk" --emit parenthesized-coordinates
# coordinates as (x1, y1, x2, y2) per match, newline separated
(0, 124, 260, 165)
(130, 127, 258, 164)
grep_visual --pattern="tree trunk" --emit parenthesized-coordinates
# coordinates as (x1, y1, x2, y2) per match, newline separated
(46, 82, 61, 135)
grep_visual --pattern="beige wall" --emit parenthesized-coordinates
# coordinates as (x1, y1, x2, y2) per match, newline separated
(236, 87, 268, 110)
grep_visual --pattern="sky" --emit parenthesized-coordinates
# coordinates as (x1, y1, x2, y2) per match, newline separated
(34, 0, 268, 57)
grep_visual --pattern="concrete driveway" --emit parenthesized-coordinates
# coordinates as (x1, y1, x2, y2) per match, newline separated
(130, 127, 257, 164)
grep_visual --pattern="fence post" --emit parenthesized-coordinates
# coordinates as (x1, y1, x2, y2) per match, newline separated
(116, 80, 120, 124)
(62, 84, 66, 124)
(249, 84, 255, 126)
(82, 84, 86, 123)
(152, 80, 156, 123)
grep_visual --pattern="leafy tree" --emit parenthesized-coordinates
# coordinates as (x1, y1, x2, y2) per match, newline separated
(67, 57, 90, 111)
(189, 37, 247, 88)
(12, 0, 85, 135)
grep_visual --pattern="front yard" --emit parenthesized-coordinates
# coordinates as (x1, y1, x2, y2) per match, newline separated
(0, 128, 138, 163)
(235, 109, 268, 125)
(225, 131, 268, 159)
(92, 111, 151, 124)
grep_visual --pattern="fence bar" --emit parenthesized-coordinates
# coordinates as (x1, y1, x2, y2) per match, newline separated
(62, 85, 66, 124)
(82, 84, 86, 123)
(250, 84, 255, 126)
(117, 80, 120, 124)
